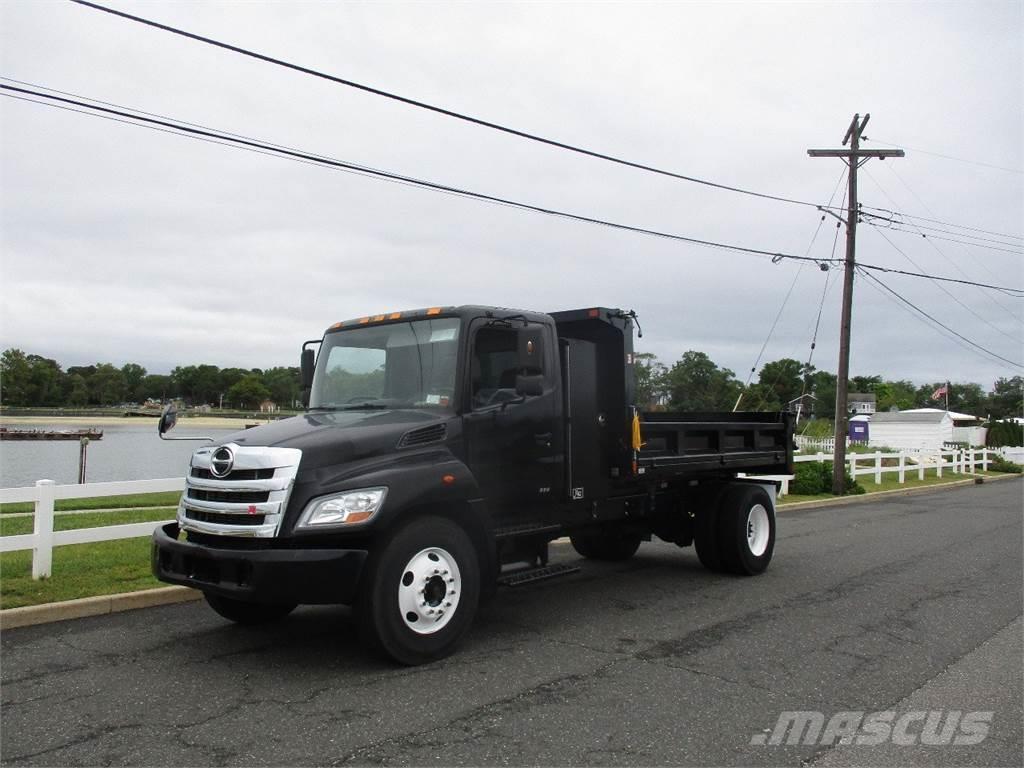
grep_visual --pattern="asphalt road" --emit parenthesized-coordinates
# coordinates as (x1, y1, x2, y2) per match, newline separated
(2, 479, 1022, 767)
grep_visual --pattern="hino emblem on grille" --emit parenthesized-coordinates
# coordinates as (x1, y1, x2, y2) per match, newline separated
(210, 446, 234, 478)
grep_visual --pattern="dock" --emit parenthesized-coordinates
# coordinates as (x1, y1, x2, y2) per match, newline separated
(0, 427, 104, 441)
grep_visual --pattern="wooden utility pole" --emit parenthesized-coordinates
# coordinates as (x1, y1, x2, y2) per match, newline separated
(808, 114, 903, 494)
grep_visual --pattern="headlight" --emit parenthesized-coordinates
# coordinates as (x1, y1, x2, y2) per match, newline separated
(296, 487, 388, 529)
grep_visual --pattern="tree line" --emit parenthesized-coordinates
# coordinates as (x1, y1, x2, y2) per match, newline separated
(0, 349, 301, 410)
(633, 351, 1022, 420)
(2, 346, 1021, 419)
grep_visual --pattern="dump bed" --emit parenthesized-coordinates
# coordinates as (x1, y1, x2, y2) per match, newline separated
(637, 410, 793, 478)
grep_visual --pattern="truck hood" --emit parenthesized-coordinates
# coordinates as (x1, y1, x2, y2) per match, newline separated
(217, 410, 448, 471)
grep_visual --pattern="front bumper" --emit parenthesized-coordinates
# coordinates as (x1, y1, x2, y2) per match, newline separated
(151, 523, 367, 605)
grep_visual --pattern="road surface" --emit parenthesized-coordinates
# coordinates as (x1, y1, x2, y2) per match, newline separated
(2, 479, 1021, 766)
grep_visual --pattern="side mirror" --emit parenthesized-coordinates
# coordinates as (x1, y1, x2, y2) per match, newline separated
(515, 374, 544, 398)
(158, 404, 177, 437)
(301, 346, 316, 407)
(517, 326, 544, 372)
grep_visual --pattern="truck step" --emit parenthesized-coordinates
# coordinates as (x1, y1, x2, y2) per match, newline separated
(497, 563, 580, 587)
(494, 522, 563, 539)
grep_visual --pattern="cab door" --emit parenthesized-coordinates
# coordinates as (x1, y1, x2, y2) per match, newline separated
(462, 321, 562, 526)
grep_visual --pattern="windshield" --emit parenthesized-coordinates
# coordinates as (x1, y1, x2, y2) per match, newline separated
(309, 317, 460, 410)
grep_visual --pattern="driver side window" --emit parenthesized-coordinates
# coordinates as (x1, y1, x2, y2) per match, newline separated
(471, 327, 523, 410)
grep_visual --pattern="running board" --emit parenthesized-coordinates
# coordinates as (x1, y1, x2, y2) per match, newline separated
(494, 522, 563, 539)
(497, 563, 580, 587)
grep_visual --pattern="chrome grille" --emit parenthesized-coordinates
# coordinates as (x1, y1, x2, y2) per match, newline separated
(178, 443, 302, 538)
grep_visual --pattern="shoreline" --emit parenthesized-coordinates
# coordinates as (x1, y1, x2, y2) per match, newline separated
(0, 415, 277, 429)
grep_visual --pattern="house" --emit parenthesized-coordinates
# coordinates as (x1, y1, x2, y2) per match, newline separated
(868, 410, 954, 451)
(901, 408, 986, 446)
(847, 393, 876, 415)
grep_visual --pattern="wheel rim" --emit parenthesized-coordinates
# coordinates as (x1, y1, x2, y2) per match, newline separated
(397, 547, 462, 635)
(746, 504, 770, 557)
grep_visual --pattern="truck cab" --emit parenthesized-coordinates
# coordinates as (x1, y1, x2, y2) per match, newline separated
(153, 306, 791, 664)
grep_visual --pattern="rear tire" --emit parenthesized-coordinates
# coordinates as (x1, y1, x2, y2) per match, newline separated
(716, 484, 776, 575)
(570, 532, 642, 561)
(204, 593, 297, 624)
(357, 516, 480, 665)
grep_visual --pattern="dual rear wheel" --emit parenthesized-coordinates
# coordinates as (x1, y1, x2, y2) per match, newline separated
(695, 483, 776, 575)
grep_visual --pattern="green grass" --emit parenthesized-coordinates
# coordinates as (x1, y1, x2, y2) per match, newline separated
(0, 508, 176, 536)
(780, 468, 1001, 505)
(0, 538, 162, 609)
(0, 491, 181, 515)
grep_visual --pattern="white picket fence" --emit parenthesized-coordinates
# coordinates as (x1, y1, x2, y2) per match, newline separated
(794, 448, 994, 485)
(0, 478, 183, 580)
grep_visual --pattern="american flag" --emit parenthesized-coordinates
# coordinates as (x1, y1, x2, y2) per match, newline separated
(931, 384, 948, 400)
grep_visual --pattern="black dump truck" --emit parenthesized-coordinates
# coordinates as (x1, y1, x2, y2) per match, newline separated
(153, 306, 793, 664)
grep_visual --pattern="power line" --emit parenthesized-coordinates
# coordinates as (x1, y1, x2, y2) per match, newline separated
(69, 0, 834, 210)
(0, 82, 827, 260)
(743, 169, 847, 411)
(862, 213, 1022, 248)
(860, 165, 1023, 324)
(4, 82, 1023, 298)
(861, 205, 1022, 241)
(866, 225, 1021, 345)
(857, 267, 1022, 369)
(866, 223, 1024, 256)
(863, 136, 1024, 175)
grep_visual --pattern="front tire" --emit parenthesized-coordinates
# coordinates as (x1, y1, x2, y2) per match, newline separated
(204, 593, 297, 624)
(358, 516, 480, 665)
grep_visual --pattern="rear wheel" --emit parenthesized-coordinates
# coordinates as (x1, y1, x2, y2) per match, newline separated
(204, 593, 297, 624)
(357, 516, 480, 665)
(570, 531, 642, 561)
(716, 484, 776, 575)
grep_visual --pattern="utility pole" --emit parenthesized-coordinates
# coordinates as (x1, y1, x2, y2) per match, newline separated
(809, 114, 903, 494)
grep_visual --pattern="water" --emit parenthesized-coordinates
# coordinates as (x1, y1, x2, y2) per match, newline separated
(0, 423, 240, 488)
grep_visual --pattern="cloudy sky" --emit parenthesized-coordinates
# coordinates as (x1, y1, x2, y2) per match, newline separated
(1, 1, 1021, 390)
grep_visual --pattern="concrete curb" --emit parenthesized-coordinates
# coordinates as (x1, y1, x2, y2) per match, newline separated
(0, 585, 202, 631)
(779, 472, 1021, 511)
(2, 474, 1018, 630)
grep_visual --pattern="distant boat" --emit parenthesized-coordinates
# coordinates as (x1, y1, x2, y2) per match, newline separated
(0, 427, 104, 441)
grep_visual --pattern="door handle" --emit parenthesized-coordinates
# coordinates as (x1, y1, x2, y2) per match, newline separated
(534, 432, 552, 447)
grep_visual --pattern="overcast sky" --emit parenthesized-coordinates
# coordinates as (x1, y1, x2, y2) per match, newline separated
(1, 1, 1021, 391)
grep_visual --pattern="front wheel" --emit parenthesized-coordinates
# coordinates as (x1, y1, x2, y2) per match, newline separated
(204, 593, 297, 624)
(357, 516, 480, 665)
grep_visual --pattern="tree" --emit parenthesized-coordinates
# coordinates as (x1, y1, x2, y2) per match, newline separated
(227, 374, 270, 410)
(25, 355, 65, 406)
(873, 380, 917, 412)
(89, 363, 126, 405)
(750, 358, 806, 411)
(121, 363, 147, 401)
(173, 364, 221, 405)
(262, 366, 300, 408)
(633, 353, 667, 409)
(809, 371, 837, 421)
(987, 376, 1022, 420)
(850, 375, 882, 394)
(0, 348, 31, 405)
(663, 351, 741, 412)
(138, 374, 174, 402)
(67, 373, 89, 406)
